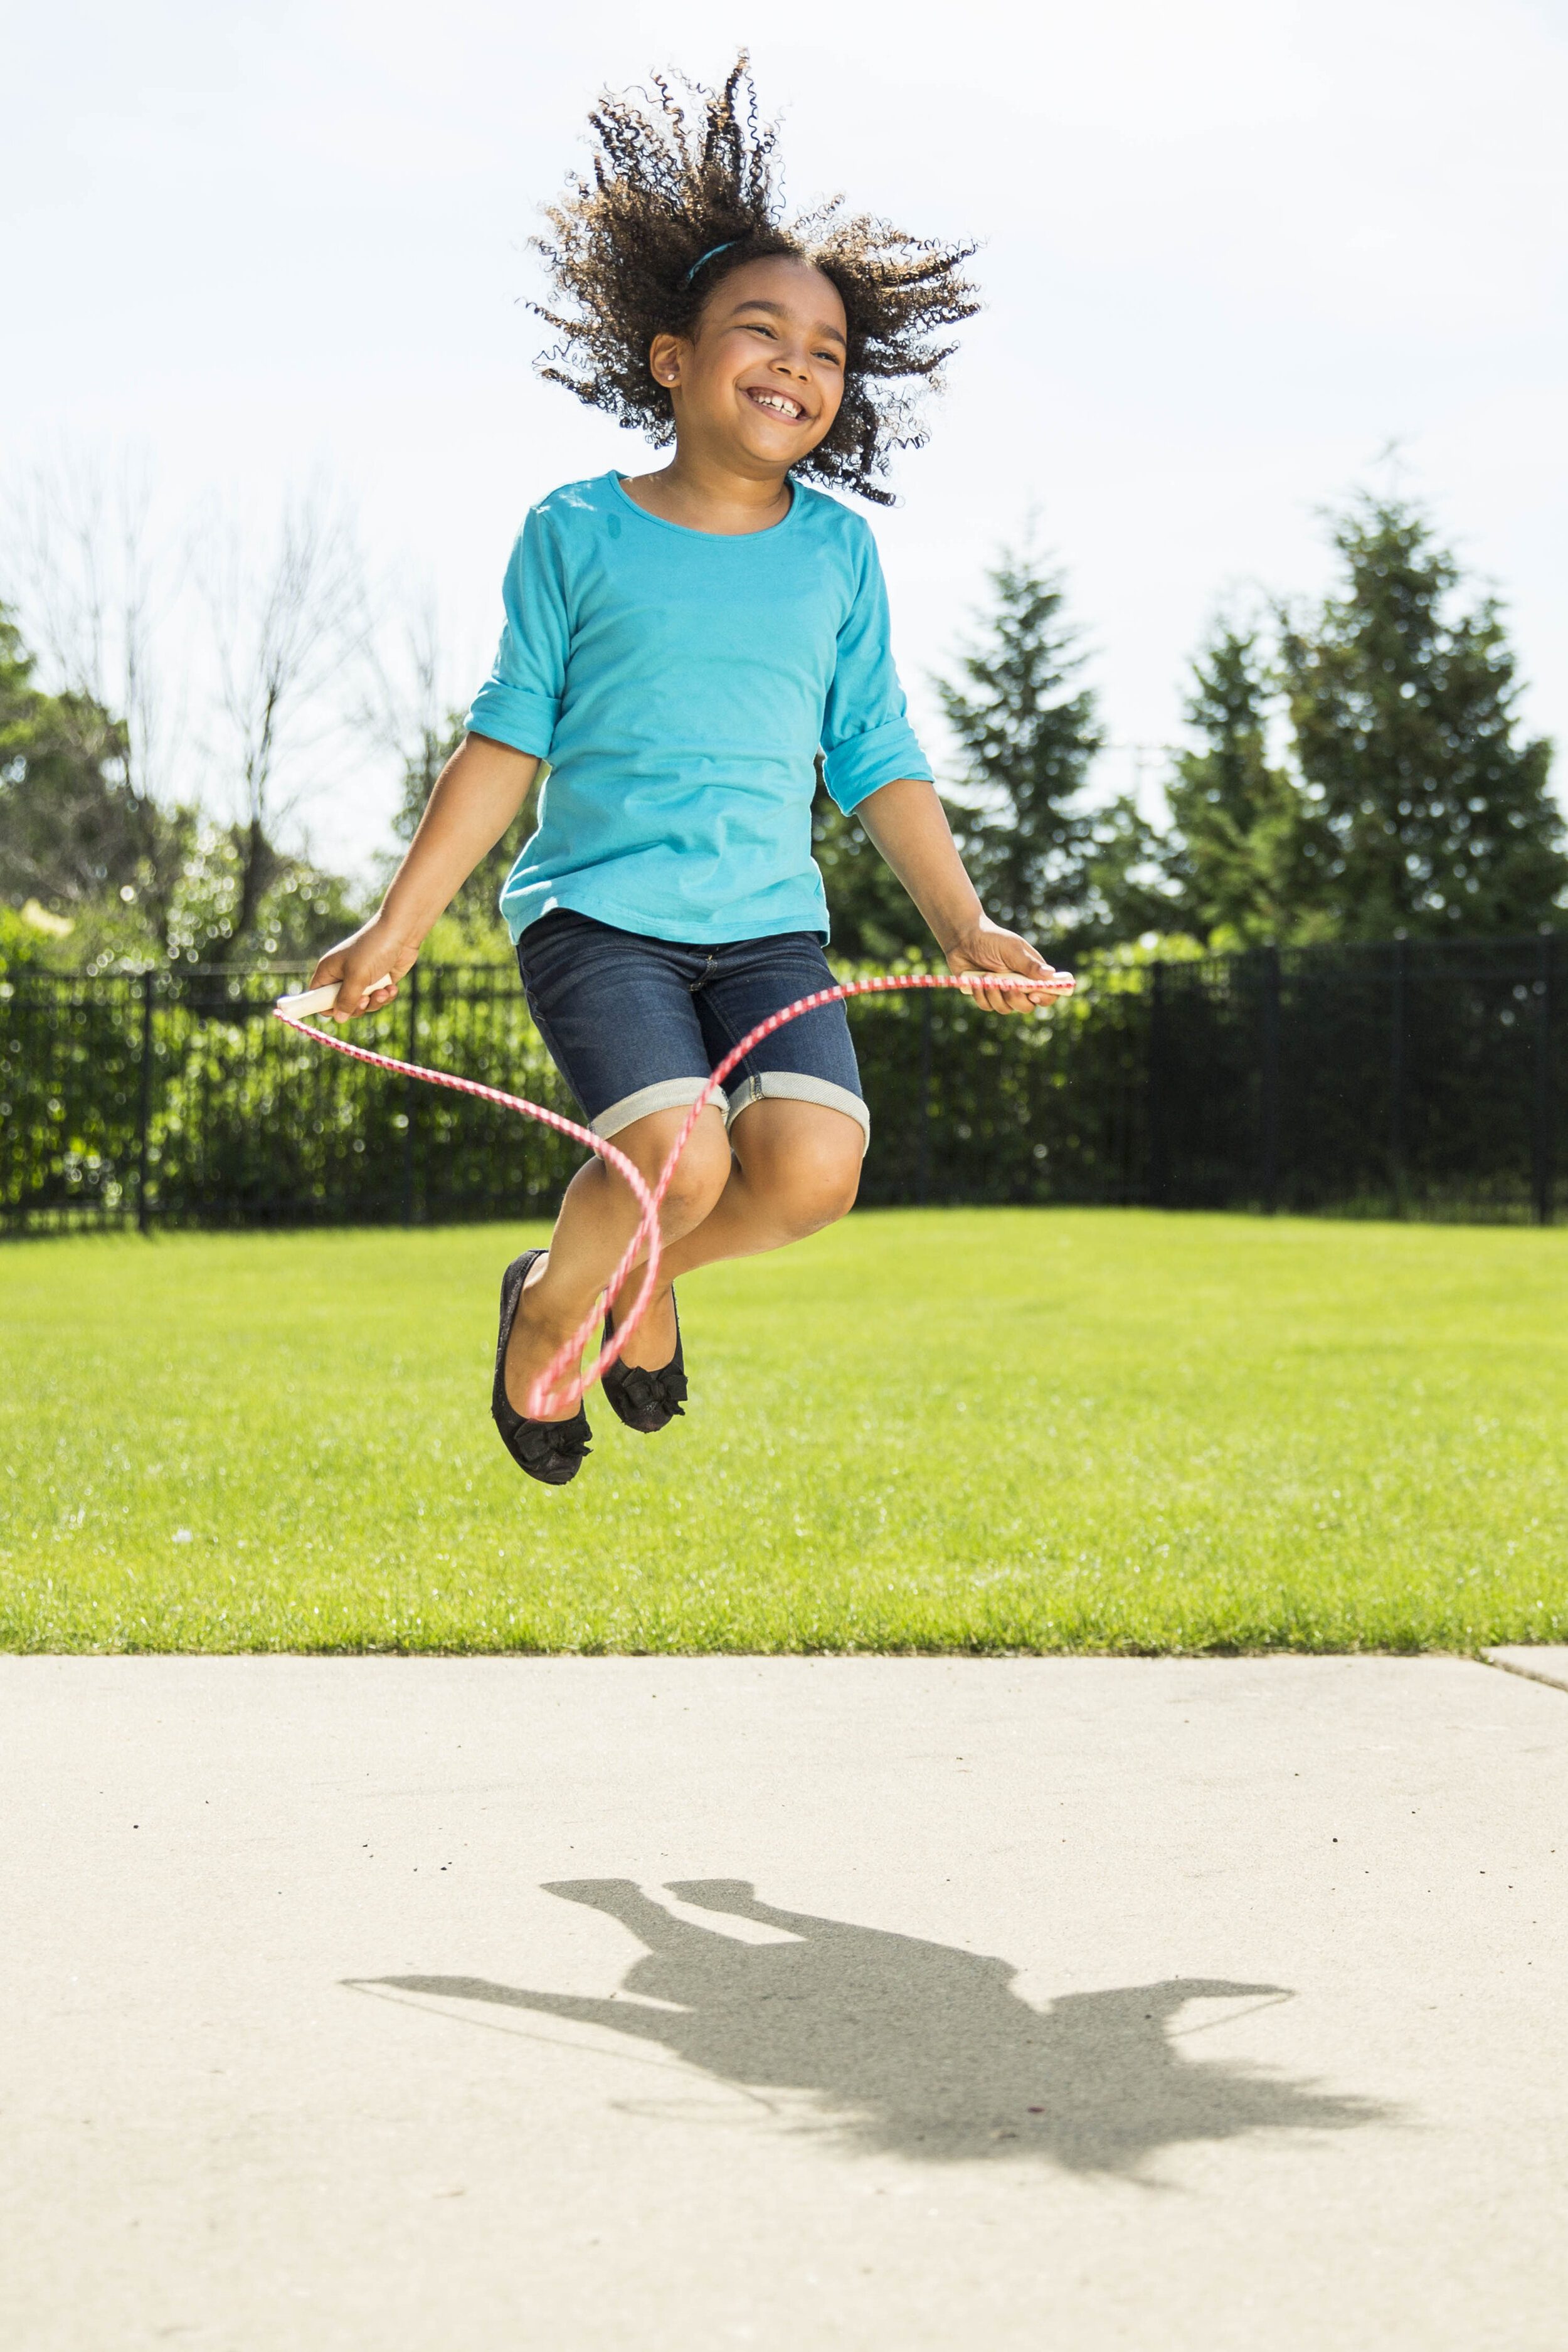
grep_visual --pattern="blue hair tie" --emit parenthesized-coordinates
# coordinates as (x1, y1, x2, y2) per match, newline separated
(682, 238, 746, 285)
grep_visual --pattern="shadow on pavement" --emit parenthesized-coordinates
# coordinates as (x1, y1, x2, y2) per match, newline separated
(368, 1877, 1391, 2177)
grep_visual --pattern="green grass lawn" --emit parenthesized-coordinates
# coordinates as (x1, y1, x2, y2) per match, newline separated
(2, 1209, 1564, 1653)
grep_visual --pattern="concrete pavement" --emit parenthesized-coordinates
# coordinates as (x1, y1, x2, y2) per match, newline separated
(3, 1654, 1564, 2351)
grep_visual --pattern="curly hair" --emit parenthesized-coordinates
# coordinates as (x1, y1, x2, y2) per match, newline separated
(530, 55, 980, 505)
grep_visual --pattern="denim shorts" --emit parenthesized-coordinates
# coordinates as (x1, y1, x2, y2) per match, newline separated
(514, 909, 869, 1153)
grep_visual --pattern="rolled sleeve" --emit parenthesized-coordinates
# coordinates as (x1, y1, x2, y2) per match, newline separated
(464, 508, 569, 759)
(465, 680, 559, 756)
(819, 527, 933, 815)
(822, 714, 931, 812)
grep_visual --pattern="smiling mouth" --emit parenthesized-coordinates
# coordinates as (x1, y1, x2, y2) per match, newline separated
(744, 386, 807, 423)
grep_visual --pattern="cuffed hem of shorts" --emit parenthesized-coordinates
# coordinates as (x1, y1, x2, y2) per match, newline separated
(726, 1072, 871, 1156)
(590, 1076, 725, 1141)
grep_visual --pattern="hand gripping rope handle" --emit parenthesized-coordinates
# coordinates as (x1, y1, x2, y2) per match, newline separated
(273, 967, 1075, 1419)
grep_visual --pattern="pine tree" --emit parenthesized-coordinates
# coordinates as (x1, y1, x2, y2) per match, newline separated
(1165, 624, 1321, 945)
(1279, 497, 1566, 938)
(936, 541, 1104, 941)
(1077, 792, 1183, 943)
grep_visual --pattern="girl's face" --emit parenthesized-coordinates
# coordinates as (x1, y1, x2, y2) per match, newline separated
(650, 256, 847, 475)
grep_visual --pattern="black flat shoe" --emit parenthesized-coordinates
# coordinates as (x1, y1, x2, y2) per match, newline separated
(492, 1249, 592, 1486)
(600, 1287, 688, 1434)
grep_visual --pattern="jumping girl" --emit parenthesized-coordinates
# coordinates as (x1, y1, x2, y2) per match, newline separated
(309, 59, 1063, 1486)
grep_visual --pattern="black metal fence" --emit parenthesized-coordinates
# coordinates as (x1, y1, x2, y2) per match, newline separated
(1, 933, 1559, 1232)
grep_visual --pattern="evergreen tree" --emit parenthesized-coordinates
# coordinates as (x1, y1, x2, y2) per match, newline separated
(1279, 497, 1566, 938)
(1165, 624, 1322, 945)
(1078, 792, 1184, 943)
(936, 541, 1104, 942)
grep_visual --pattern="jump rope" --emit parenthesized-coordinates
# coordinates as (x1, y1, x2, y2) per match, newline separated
(274, 967, 1076, 1421)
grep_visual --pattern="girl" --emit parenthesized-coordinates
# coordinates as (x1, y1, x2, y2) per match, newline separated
(309, 59, 1062, 1486)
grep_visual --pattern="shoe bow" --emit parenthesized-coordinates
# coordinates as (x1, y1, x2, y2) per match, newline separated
(612, 1360, 688, 1419)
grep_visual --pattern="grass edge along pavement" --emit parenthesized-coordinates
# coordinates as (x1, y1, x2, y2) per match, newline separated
(2, 1209, 1564, 1656)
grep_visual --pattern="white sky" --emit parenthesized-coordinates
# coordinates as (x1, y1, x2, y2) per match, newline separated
(8, 0, 1568, 878)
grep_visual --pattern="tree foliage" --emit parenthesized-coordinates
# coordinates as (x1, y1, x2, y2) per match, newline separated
(1164, 625, 1322, 946)
(0, 605, 140, 913)
(936, 541, 1104, 942)
(1075, 792, 1182, 946)
(3, 458, 376, 968)
(1279, 497, 1566, 938)
(1, 602, 359, 971)
(7, 470, 1562, 977)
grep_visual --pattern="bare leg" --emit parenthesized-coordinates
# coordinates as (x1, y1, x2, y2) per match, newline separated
(505, 1105, 731, 1419)
(607, 1098, 862, 1328)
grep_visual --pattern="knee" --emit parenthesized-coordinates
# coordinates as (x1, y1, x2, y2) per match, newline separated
(662, 1151, 731, 1229)
(754, 1130, 862, 1238)
(622, 1113, 731, 1230)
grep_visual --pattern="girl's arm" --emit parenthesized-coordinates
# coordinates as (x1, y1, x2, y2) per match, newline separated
(307, 733, 540, 1018)
(854, 776, 1061, 1014)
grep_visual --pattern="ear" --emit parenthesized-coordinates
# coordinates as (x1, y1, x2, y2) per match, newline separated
(649, 332, 684, 389)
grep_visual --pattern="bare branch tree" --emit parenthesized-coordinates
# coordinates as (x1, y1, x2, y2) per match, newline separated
(197, 481, 368, 960)
(350, 581, 467, 842)
(351, 583, 537, 938)
(3, 446, 189, 943)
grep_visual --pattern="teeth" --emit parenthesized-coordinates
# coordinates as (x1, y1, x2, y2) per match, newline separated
(753, 391, 801, 418)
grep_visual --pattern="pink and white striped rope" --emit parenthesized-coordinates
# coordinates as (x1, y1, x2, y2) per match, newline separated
(275, 966, 1074, 1418)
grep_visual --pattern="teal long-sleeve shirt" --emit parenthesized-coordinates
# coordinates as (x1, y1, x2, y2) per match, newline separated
(465, 470, 932, 945)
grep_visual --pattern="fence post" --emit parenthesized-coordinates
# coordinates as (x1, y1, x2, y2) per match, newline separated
(916, 989, 932, 1208)
(135, 968, 154, 1235)
(1260, 945, 1281, 1215)
(1534, 932, 1555, 1227)
(401, 962, 421, 1227)
(1147, 960, 1168, 1207)
(1389, 936, 1407, 1218)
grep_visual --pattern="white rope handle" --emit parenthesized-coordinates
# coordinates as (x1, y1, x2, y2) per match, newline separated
(273, 975, 395, 1019)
